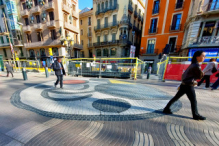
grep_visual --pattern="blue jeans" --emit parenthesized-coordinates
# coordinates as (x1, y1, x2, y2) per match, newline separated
(55, 75, 63, 88)
(211, 77, 219, 89)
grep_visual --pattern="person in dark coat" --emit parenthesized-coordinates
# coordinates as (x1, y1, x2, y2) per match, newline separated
(163, 51, 206, 120)
(53, 58, 66, 89)
(5, 62, 14, 77)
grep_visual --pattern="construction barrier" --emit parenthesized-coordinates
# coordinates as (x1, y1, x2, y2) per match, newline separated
(68, 58, 145, 79)
(159, 57, 219, 83)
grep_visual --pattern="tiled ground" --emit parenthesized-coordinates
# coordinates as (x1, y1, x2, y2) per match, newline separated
(0, 72, 219, 146)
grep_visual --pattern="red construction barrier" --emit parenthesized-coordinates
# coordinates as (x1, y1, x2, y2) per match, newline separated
(164, 63, 219, 83)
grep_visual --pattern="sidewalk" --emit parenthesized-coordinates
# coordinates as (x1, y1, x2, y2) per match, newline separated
(0, 72, 219, 146)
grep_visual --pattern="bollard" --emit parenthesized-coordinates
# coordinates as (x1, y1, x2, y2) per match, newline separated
(45, 67, 49, 78)
(22, 68, 28, 80)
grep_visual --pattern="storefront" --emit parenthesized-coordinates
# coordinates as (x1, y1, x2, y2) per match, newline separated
(188, 48, 219, 62)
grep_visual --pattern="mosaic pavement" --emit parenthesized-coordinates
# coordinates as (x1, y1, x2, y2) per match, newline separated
(11, 79, 182, 121)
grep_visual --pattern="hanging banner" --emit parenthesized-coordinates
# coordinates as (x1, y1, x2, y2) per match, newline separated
(130, 45, 136, 58)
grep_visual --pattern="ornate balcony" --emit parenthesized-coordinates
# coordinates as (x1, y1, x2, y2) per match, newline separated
(31, 6, 40, 14)
(94, 22, 119, 32)
(73, 42, 83, 50)
(64, 22, 79, 33)
(134, 10, 138, 18)
(95, 4, 119, 15)
(45, 1, 55, 11)
(145, 49, 158, 55)
(47, 20, 57, 29)
(120, 19, 132, 29)
(189, 36, 219, 47)
(24, 39, 61, 48)
(20, 9, 29, 17)
(62, 4, 71, 14)
(87, 43, 93, 48)
(23, 25, 31, 33)
(34, 23, 43, 31)
(93, 40, 120, 47)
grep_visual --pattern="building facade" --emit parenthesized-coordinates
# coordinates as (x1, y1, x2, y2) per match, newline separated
(89, 0, 145, 58)
(182, 0, 219, 61)
(79, 7, 94, 58)
(19, 0, 81, 66)
(140, 0, 192, 71)
(0, 0, 24, 60)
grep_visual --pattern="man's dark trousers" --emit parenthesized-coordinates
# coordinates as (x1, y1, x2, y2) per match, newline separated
(55, 75, 63, 88)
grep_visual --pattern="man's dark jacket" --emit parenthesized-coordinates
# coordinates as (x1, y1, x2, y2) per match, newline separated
(53, 60, 66, 76)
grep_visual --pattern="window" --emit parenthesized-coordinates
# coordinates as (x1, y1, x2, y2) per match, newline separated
(25, 18, 29, 26)
(104, 35, 108, 42)
(81, 40, 83, 46)
(89, 49, 92, 58)
(170, 13, 182, 31)
(175, 0, 183, 9)
(202, 21, 216, 37)
(80, 51, 84, 57)
(146, 39, 155, 54)
(169, 37, 177, 52)
(215, 23, 219, 36)
(81, 29, 83, 35)
(3, 48, 7, 57)
(0, 36, 4, 43)
(97, 36, 100, 43)
(80, 20, 82, 25)
(22, 3, 27, 10)
(34, 0, 38, 6)
(6, 36, 9, 43)
(40, 48, 46, 56)
(152, 0, 159, 14)
(113, 15, 117, 25)
(29, 49, 35, 57)
(112, 33, 116, 41)
(37, 32, 43, 41)
(110, 48, 116, 56)
(97, 19, 100, 29)
(88, 17, 91, 25)
(104, 17, 108, 28)
(51, 29, 57, 40)
(26, 34, 32, 43)
(19, 48, 23, 56)
(110, 0, 112, 7)
(96, 49, 101, 57)
(52, 48, 59, 56)
(105, 1, 108, 9)
(36, 15, 40, 23)
(49, 12, 54, 21)
(103, 49, 109, 56)
(98, 4, 100, 11)
(149, 18, 158, 33)
(101, 2, 104, 10)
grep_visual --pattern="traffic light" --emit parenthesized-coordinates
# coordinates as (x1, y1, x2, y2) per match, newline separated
(48, 48, 53, 56)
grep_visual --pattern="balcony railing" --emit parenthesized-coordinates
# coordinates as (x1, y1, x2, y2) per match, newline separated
(62, 4, 71, 14)
(170, 24, 181, 31)
(152, 8, 159, 14)
(20, 9, 29, 17)
(64, 22, 79, 33)
(128, 3, 133, 13)
(93, 40, 125, 47)
(24, 39, 61, 48)
(94, 22, 119, 31)
(31, 5, 40, 13)
(45, 1, 55, 10)
(23, 25, 31, 32)
(73, 43, 83, 49)
(175, 2, 184, 9)
(95, 4, 119, 15)
(46, 20, 57, 28)
(120, 19, 133, 29)
(13, 39, 23, 46)
(34, 23, 42, 30)
(134, 10, 138, 18)
(189, 36, 219, 47)
(87, 43, 93, 48)
(148, 28, 158, 34)
(138, 14, 142, 21)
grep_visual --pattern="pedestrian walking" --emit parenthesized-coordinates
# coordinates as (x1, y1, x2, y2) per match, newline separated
(198, 58, 217, 89)
(5, 62, 14, 77)
(53, 58, 66, 89)
(211, 69, 219, 90)
(147, 65, 152, 79)
(163, 51, 206, 120)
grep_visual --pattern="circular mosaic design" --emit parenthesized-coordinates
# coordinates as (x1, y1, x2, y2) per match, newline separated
(11, 79, 182, 121)
(63, 80, 87, 84)
(92, 99, 131, 113)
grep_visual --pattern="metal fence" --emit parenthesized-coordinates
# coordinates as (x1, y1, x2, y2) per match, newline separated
(68, 58, 144, 79)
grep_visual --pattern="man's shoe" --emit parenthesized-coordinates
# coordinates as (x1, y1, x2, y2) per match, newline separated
(163, 109, 172, 114)
(193, 115, 206, 120)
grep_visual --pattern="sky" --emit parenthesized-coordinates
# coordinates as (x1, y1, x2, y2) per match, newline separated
(79, 0, 146, 10)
